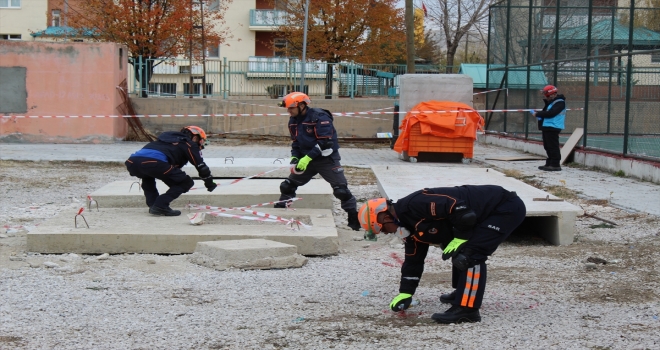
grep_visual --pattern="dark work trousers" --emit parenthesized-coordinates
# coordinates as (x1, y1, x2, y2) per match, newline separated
(449, 196, 526, 309)
(542, 129, 562, 167)
(279, 156, 357, 212)
(125, 156, 194, 209)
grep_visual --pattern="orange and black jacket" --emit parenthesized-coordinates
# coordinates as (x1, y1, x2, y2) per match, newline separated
(392, 185, 513, 295)
(141, 131, 210, 177)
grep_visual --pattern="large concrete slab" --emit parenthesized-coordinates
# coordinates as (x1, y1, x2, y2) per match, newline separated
(372, 165, 584, 245)
(27, 208, 338, 255)
(90, 179, 333, 209)
(183, 158, 319, 178)
(188, 239, 308, 271)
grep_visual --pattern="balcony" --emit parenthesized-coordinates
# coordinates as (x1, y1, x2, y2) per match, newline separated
(249, 9, 288, 31)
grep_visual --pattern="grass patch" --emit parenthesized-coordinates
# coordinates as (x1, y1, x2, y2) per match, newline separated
(613, 170, 626, 177)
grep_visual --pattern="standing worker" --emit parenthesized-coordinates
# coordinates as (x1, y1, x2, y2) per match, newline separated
(275, 92, 361, 231)
(357, 185, 526, 324)
(531, 85, 566, 171)
(125, 126, 217, 216)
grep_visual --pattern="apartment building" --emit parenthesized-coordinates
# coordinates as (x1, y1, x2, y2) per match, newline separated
(0, 0, 47, 41)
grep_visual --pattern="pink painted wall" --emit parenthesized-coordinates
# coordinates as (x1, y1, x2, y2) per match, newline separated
(0, 41, 128, 143)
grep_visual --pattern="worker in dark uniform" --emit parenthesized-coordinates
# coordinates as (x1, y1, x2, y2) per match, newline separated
(275, 92, 360, 231)
(358, 185, 526, 324)
(125, 126, 217, 216)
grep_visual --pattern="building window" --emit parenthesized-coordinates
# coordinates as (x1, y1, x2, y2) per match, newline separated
(652, 53, 660, 64)
(0, 0, 21, 8)
(207, 45, 220, 58)
(52, 10, 61, 27)
(183, 83, 213, 96)
(0, 34, 22, 40)
(274, 38, 287, 57)
(148, 83, 177, 97)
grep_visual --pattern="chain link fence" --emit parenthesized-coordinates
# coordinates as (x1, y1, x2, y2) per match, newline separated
(485, 1, 660, 161)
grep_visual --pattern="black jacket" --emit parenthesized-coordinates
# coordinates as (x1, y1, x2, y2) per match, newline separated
(393, 185, 515, 294)
(288, 107, 340, 160)
(142, 131, 210, 178)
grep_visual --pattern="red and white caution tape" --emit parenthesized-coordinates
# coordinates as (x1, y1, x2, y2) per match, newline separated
(1, 108, 584, 119)
(473, 88, 508, 96)
(188, 198, 309, 229)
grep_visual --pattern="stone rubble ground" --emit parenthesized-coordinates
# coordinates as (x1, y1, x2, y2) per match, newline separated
(0, 141, 659, 349)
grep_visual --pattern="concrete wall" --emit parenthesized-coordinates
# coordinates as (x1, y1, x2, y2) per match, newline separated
(0, 41, 128, 143)
(131, 97, 396, 138)
(398, 74, 474, 129)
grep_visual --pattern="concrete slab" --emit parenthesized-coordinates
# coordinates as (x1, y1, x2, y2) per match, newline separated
(372, 165, 584, 245)
(188, 239, 308, 271)
(182, 158, 320, 178)
(90, 179, 333, 209)
(27, 208, 339, 256)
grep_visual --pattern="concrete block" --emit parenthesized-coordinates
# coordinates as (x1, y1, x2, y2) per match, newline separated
(372, 165, 583, 245)
(399, 74, 473, 129)
(188, 239, 307, 270)
(90, 179, 333, 209)
(27, 208, 338, 255)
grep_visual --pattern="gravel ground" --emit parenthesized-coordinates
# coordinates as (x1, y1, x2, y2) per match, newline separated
(1, 154, 660, 349)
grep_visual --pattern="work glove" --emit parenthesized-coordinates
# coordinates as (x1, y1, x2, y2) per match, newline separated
(529, 110, 535, 116)
(203, 178, 217, 192)
(290, 156, 299, 165)
(442, 238, 468, 260)
(389, 293, 413, 312)
(315, 144, 333, 157)
(295, 155, 312, 172)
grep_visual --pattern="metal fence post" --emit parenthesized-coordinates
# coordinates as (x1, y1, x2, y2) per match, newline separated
(223, 57, 228, 99)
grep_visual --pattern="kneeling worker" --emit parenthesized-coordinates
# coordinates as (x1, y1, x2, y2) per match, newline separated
(358, 185, 526, 323)
(125, 126, 217, 216)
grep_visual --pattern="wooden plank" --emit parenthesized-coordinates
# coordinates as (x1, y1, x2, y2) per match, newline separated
(560, 127, 584, 165)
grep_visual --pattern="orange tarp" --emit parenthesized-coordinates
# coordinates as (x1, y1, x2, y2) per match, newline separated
(393, 100, 484, 154)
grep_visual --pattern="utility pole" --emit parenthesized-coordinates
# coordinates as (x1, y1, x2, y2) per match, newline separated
(405, 0, 415, 73)
(200, 0, 206, 98)
(189, 0, 194, 98)
(300, 0, 310, 93)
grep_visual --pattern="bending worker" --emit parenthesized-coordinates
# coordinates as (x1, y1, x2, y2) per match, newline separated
(358, 185, 526, 324)
(125, 126, 217, 216)
(275, 92, 361, 231)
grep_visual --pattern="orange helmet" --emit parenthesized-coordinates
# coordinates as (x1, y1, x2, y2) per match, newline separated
(181, 126, 207, 149)
(357, 198, 389, 234)
(278, 92, 311, 108)
(542, 85, 558, 98)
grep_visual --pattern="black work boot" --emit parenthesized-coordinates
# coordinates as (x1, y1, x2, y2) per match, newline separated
(439, 291, 456, 304)
(431, 305, 481, 324)
(149, 205, 181, 216)
(347, 210, 361, 231)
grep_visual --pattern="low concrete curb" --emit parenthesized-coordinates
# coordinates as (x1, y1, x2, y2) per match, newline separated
(188, 239, 308, 271)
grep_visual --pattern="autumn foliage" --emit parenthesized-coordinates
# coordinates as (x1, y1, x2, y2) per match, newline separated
(276, 0, 406, 64)
(62, 0, 232, 59)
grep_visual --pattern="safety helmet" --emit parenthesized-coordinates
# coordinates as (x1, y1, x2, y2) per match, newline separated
(181, 125, 208, 149)
(357, 198, 389, 234)
(542, 85, 558, 98)
(278, 92, 311, 108)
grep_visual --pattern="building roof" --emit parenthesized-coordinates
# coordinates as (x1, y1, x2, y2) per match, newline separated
(31, 26, 95, 38)
(459, 63, 548, 89)
(522, 20, 660, 49)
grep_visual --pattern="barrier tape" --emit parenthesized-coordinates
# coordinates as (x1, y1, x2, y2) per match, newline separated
(473, 88, 508, 96)
(1, 108, 584, 119)
(188, 198, 310, 229)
